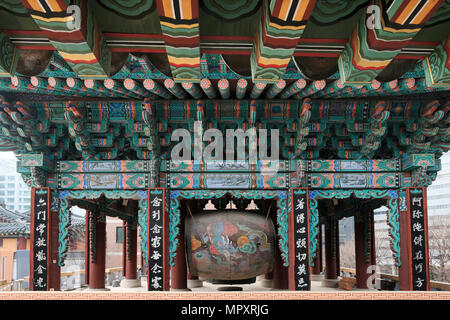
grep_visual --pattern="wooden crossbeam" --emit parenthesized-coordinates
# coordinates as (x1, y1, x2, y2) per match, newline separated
(251, 0, 316, 83)
(155, 0, 201, 82)
(21, 0, 111, 79)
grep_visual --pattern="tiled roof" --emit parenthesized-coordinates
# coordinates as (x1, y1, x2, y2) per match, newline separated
(0, 222, 28, 236)
(0, 208, 85, 237)
(0, 205, 29, 223)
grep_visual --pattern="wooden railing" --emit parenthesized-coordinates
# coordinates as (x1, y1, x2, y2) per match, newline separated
(340, 267, 450, 291)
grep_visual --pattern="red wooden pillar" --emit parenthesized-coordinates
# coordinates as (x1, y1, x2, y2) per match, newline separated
(121, 221, 140, 287)
(170, 232, 188, 290)
(125, 223, 138, 280)
(122, 220, 126, 278)
(89, 215, 106, 290)
(335, 221, 340, 277)
(170, 205, 188, 290)
(48, 210, 60, 290)
(273, 227, 288, 290)
(85, 211, 90, 286)
(273, 200, 288, 290)
(399, 205, 412, 290)
(312, 226, 322, 275)
(354, 214, 373, 289)
(18, 237, 27, 250)
(324, 220, 337, 280)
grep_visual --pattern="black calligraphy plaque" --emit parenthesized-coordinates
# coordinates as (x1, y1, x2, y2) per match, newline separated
(31, 187, 50, 291)
(147, 188, 169, 291)
(289, 188, 311, 290)
(407, 187, 429, 291)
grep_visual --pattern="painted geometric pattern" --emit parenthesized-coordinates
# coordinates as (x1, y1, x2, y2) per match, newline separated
(168, 173, 288, 189)
(251, 0, 316, 82)
(307, 173, 400, 188)
(22, 0, 111, 79)
(339, 0, 444, 84)
(156, 0, 201, 81)
(306, 159, 400, 172)
(58, 160, 151, 173)
(168, 160, 289, 172)
(59, 173, 149, 189)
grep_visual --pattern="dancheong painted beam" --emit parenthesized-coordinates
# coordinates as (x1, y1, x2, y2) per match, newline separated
(0, 0, 447, 293)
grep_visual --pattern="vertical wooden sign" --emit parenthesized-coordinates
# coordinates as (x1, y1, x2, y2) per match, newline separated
(30, 187, 50, 291)
(147, 188, 169, 291)
(289, 188, 311, 290)
(407, 187, 430, 291)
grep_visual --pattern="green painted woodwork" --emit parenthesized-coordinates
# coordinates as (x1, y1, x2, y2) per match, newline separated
(423, 36, 450, 87)
(0, 32, 18, 77)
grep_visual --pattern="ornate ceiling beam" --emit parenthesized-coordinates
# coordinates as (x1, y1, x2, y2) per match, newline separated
(155, 0, 201, 82)
(338, 0, 445, 85)
(64, 101, 98, 160)
(422, 35, 450, 88)
(359, 101, 390, 158)
(251, 0, 316, 83)
(21, 0, 111, 79)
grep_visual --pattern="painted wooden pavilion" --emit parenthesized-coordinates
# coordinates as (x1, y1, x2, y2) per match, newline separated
(0, 0, 449, 291)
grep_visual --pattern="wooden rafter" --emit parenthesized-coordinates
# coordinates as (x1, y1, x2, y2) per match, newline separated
(21, 0, 111, 79)
(338, 0, 445, 85)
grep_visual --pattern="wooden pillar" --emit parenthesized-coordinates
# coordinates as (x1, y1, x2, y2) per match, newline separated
(273, 198, 288, 290)
(312, 226, 322, 274)
(354, 213, 373, 289)
(272, 240, 288, 290)
(170, 202, 188, 290)
(85, 211, 90, 286)
(335, 221, 340, 277)
(89, 215, 106, 290)
(170, 218, 188, 290)
(48, 210, 60, 291)
(122, 221, 126, 278)
(125, 222, 138, 280)
(399, 187, 430, 291)
(324, 220, 337, 280)
(18, 237, 27, 250)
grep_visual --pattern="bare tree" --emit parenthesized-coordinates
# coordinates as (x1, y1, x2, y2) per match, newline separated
(375, 233, 396, 275)
(428, 215, 450, 282)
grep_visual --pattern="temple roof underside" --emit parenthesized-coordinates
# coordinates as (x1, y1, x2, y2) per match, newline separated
(0, 0, 448, 166)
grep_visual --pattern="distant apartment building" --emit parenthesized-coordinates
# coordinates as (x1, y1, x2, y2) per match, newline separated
(0, 159, 30, 213)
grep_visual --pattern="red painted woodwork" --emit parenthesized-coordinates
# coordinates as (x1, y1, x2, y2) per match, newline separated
(125, 225, 138, 280)
(89, 218, 106, 289)
(325, 221, 338, 280)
